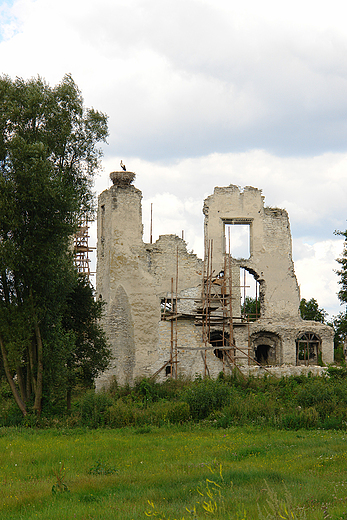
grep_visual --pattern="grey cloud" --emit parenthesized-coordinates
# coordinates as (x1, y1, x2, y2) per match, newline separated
(77, 0, 347, 160)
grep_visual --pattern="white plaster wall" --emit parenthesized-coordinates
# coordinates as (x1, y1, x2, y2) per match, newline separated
(203, 185, 300, 320)
(96, 180, 334, 388)
(96, 184, 160, 386)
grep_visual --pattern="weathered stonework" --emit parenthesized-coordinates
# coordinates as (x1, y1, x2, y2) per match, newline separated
(96, 178, 334, 388)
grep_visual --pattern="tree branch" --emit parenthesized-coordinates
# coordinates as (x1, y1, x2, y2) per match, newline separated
(0, 335, 27, 416)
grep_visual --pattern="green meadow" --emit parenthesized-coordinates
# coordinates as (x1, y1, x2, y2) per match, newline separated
(1, 425, 347, 519)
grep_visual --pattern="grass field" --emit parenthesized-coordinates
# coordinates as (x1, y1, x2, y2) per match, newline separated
(1, 425, 347, 519)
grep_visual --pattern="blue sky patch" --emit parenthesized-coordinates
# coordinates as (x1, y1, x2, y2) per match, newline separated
(0, 0, 19, 43)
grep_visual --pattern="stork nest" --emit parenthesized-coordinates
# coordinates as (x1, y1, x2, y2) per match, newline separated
(110, 171, 136, 187)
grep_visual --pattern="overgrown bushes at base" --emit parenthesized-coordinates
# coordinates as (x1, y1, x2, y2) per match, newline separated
(3, 368, 347, 430)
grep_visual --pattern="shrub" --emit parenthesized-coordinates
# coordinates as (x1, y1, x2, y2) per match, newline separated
(281, 407, 319, 430)
(0, 400, 23, 427)
(296, 380, 334, 408)
(107, 399, 135, 428)
(78, 390, 113, 428)
(327, 365, 347, 379)
(166, 402, 190, 424)
(183, 378, 232, 420)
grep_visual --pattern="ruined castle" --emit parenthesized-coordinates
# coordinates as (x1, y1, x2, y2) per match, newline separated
(96, 171, 334, 388)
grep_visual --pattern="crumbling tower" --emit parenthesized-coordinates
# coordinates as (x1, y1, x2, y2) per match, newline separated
(96, 170, 159, 386)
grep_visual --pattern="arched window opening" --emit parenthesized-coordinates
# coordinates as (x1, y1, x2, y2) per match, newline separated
(251, 332, 280, 366)
(240, 267, 261, 322)
(296, 332, 321, 366)
(255, 344, 270, 365)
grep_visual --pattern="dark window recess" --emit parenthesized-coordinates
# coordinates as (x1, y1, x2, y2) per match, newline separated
(255, 344, 270, 365)
(210, 331, 230, 360)
(161, 298, 177, 314)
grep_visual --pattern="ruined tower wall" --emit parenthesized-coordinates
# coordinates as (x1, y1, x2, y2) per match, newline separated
(96, 184, 159, 386)
(203, 185, 300, 319)
(96, 177, 334, 387)
(96, 180, 205, 388)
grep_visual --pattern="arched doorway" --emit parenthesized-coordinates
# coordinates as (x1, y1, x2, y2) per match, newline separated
(251, 332, 281, 365)
(255, 344, 271, 364)
(296, 332, 321, 366)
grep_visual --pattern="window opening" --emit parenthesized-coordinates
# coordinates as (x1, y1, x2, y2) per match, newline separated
(240, 268, 260, 321)
(225, 222, 250, 259)
(210, 331, 230, 360)
(161, 298, 177, 314)
(296, 332, 320, 366)
(165, 365, 172, 376)
(251, 332, 279, 366)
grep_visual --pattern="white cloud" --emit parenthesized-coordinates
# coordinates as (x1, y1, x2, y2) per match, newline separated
(3, 0, 347, 157)
(92, 150, 347, 316)
(294, 238, 344, 318)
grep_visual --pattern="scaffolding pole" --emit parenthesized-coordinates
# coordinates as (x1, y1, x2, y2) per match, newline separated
(73, 219, 95, 280)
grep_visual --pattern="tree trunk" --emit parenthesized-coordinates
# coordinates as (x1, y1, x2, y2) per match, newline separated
(26, 363, 31, 402)
(29, 289, 43, 415)
(33, 322, 43, 415)
(16, 365, 27, 403)
(28, 340, 37, 394)
(0, 336, 27, 416)
(67, 387, 72, 412)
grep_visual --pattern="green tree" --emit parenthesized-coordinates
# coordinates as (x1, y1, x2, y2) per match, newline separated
(0, 74, 109, 415)
(336, 229, 347, 304)
(62, 275, 111, 411)
(333, 230, 347, 360)
(241, 296, 260, 321)
(299, 298, 327, 323)
(331, 311, 347, 358)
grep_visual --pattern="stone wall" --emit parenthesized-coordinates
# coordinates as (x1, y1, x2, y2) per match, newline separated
(96, 176, 334, 389)
(203, 185, 300, 319)
(97, 183, 160, 385)
(96, 175, 204, 387)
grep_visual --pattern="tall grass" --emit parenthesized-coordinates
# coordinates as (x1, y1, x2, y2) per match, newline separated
(1, 426, 347, 518)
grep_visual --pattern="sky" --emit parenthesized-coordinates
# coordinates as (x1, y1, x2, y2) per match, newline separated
(1, 0, 347, 317)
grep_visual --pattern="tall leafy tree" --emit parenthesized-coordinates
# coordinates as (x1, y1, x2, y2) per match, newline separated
(0, 74, 109, 415)
(62, 275, 110, 411)
(333, 230, 347, 353)
(299, 298, 327, 323)
(336, 230, 347, 305)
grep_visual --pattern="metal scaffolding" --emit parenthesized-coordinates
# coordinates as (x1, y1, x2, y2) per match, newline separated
(196, 239, 275, 376)
(153, 237, 270, 380)
(73, 220, 95, 279)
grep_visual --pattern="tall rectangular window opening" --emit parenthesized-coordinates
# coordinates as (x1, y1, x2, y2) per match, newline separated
(225, 222, 251, 259)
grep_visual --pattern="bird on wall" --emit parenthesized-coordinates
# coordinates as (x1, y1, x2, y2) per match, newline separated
(120, 160, 126, 171)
